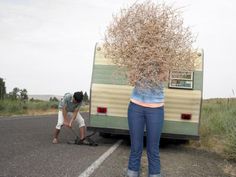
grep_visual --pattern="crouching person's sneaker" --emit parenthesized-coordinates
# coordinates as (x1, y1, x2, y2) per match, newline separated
(78, 138, 91, 145)
(52, 138, 58, 144)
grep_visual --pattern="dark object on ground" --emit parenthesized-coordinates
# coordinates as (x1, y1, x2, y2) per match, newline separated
(67, 128, 98, 146)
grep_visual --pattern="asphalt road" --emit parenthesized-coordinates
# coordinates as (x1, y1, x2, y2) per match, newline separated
(0, 113, 232, 177)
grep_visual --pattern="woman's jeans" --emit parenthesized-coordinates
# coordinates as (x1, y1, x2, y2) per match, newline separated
(127, 102, 164, 177)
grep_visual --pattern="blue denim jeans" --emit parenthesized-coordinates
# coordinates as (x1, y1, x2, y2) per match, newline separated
(127, 102, 164, 177)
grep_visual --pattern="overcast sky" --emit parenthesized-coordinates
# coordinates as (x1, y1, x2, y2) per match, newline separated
(0, 0, 235, 99)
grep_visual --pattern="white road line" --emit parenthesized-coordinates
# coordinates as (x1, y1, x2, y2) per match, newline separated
(78, 139, 123, 177)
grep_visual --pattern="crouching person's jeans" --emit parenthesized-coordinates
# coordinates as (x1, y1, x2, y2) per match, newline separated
(127, 102, 164, 177)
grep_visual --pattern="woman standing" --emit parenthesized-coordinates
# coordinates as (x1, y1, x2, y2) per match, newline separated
(103, 2, 197, 177)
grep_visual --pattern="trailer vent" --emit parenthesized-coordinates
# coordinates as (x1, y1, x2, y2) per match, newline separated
(181, 113, 192, 120)
(97, 107, 107, 114)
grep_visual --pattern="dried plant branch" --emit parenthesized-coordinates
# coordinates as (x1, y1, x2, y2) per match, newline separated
(104, 1, 197, 88)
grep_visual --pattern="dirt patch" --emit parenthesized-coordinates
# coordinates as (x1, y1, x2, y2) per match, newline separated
(224, 163, 236, 177)
(139, 140, 234, 177)
(187, 138, 236, 176)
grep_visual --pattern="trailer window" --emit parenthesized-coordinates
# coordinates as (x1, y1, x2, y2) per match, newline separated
(169, 71, 193, 89)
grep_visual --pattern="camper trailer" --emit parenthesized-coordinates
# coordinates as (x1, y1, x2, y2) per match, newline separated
(88, 43, 204, 139)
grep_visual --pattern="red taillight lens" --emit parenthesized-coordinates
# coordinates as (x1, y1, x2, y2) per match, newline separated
(181, 113, 192, 120)
(97, 107, 107, 114)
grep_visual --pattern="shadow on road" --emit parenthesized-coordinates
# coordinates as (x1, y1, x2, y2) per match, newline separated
(95, 133, 190, 148)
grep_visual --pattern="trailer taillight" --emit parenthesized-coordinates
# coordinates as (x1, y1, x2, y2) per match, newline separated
(97, 107, 107, 114)
(181, 113, 192, 120)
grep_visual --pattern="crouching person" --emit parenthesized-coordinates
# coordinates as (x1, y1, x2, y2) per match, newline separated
(52, 91, 86, 144)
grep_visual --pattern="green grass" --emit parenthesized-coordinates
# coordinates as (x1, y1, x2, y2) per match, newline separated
(0, 99, 26, 115)
(79, 105, 89, 112)
(0, 99, 89, 116)
(0, 99, 58, 116)
(200, 98, 236, 160)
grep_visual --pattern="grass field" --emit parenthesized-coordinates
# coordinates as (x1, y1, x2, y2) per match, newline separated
(0, 99, 58, 116)
(190, 98, 236, 161)
(0, 99, 89, 116)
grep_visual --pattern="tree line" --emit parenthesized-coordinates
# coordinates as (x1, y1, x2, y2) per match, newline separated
(0, 78, 28, 101)
(49, 92, 89, 104)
